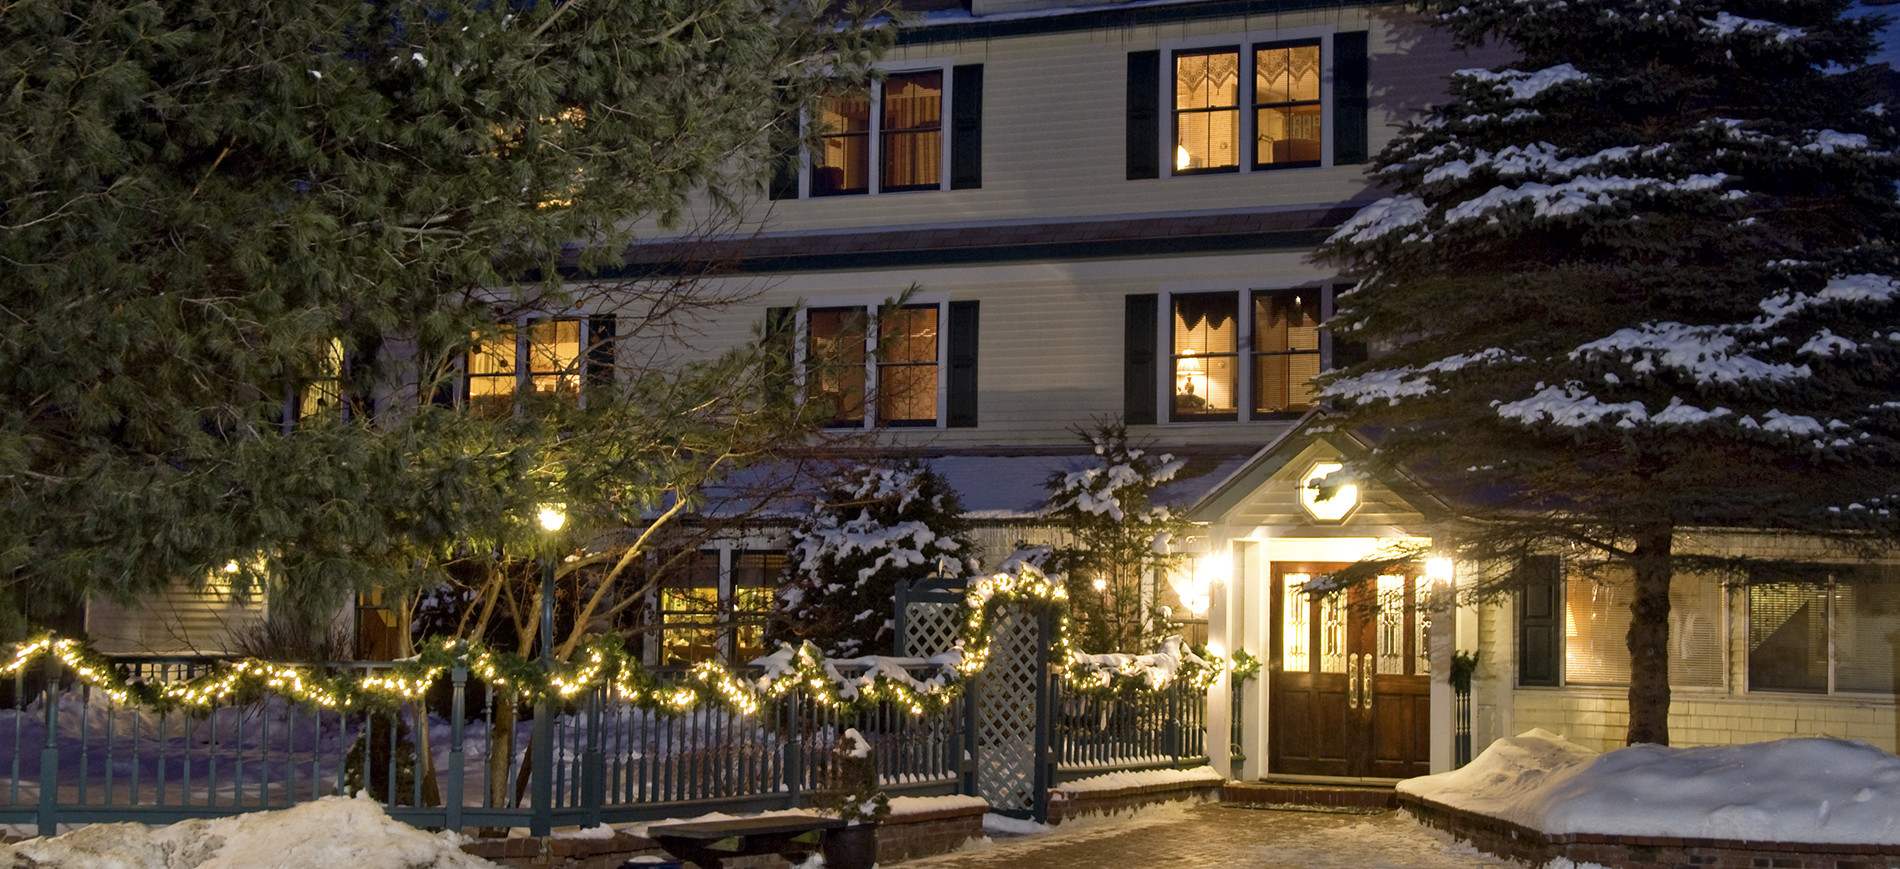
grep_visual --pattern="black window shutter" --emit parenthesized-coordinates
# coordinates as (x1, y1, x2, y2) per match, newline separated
(1333, 32, 1370, 166)
(946, 301, 979, 427)
(1516, 555, 1562, 687)
(586, 315, 617, 388)
(1124, 294, 1158, 424)
(951, 65, 983, 190)
(1327, 282, 1368, 370)
(1126, 51, 1160, 180)
(764, 306, 796, 404)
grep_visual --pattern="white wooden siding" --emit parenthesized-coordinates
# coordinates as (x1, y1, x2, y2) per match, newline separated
(624, 8, 1474, 238)
(86, 580, 267, 657)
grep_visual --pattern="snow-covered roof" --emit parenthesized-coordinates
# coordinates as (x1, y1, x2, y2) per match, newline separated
(691, 451, 1252, 522)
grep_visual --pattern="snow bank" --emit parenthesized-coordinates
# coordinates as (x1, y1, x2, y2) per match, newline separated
(0, 794, 499, 869)
(1401, 729, 1900, 845)
(1055, 765, 1223, 796)
(888, 794, 990, 817)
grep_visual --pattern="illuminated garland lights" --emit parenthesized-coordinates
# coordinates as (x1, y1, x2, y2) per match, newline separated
(4, 569, 1258, 717)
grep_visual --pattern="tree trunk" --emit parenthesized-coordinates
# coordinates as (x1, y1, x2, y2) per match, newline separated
(1625, 524, 1674, 745)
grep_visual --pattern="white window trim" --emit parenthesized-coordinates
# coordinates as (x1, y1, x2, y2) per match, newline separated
(1156, 284, 1332, 424)
(794, 294, 949, 429)
(1156, 26, 1337, 180)
(1744, 572, 1898, 697)
(799, 58, 957, 199)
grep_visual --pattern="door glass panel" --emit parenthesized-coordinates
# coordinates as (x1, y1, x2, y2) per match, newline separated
(1319, 593, 1347, 673)
(1415, 581, 1432, 676)
(1282, 575, 1310, 673)
(1377, 574, 1405, 674)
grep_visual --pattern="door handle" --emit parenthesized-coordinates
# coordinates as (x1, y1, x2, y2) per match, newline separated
(1360, 653, 1374, 712)
(1347, 654, 1359, 709)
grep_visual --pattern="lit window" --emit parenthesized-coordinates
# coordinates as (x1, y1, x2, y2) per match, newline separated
(803, 67, 958, 197)
(1174, 49, 1240, 173)
(1165, 39, 1326, 177)
(1748, 566, 1900, 694)
(1251, 289, 1322, 414)
(806, 304, 940, 428)
(812, 93, 871, 196)
(466, 318, 606, 416)
(1171, 293, 1238, 420)
(1564, 569, 1725, 688)
(881, 72, 943, 192)
(659, 552, 722, 666)
(1253, 42, 1323, 168)
(656, 549, 786, 666)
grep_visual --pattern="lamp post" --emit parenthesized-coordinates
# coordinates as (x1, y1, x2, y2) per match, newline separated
(530, 504, 564, 837)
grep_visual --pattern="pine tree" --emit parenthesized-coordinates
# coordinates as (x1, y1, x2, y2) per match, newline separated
(1316, 0, 1900, 744)
(776, 461, 979, 658)
(0, 0, 891, 638)
(1041, 422, 1195, 653)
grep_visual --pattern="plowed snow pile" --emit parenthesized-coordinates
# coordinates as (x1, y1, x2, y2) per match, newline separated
(1401, 729, 1900, 844)
(1, 794, 498, 869)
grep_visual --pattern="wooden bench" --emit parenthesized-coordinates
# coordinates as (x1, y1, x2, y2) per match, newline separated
(645, 815, 847, 869)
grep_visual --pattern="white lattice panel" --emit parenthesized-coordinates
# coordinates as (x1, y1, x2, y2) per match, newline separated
(975, 607, 1042, 813)
(902, 601, 964, 658)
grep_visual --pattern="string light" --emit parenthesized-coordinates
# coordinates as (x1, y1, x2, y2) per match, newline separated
(2, 570, 1254, 717)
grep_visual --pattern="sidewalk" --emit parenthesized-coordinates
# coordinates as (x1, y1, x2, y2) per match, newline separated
(900, 803, 1527, 869)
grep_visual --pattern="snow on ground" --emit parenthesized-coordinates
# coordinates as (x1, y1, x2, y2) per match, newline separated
(1054, 764, 1223, 795)
(1402, 729, 1900, 845)
(0, 793, 498, 869)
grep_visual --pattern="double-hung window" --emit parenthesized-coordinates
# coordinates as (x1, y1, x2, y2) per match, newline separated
(652, 548, 787, 666)
(1748, 565, 1900, 694)
(1172, 41, 1321, 174)
(784, 63, 983, 199)
(806, 304, 940, 427)
(465, 316, 614, 416)
(1127, 31, 1366, 180)
(1157, 286, 1331, 423)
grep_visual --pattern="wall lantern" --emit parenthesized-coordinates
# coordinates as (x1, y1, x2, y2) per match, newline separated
(1299, 461, 1360, 522)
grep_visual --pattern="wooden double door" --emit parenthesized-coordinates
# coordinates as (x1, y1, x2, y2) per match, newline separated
(1268, 562, 1432, 778)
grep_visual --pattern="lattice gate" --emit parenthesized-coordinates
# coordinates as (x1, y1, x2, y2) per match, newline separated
(970, 603, 1055, 820)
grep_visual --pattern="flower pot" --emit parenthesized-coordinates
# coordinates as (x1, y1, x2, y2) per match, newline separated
(822, 823, 879, 869)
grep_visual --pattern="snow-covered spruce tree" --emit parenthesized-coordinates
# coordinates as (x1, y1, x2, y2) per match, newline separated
(1315, 0, 1900, 745)
(776, 461, 979, 658)
(1042, 422, 1195, 653)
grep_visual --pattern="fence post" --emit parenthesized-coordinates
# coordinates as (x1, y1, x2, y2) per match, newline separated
(446, 666, 467, 832)
(781, 691, 803, 809)
(38, 634, 58, 838)
(1165, 682, 1183, 767)
(582, 687, 603, 828)
(960, 677, 979, 797)
(1032, 610, 1056, 825)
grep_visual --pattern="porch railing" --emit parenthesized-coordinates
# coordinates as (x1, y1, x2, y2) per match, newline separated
(1052, 680, 1207, 778)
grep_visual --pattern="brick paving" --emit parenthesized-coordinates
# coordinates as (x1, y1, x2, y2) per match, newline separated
(899, 803, 1528, 869)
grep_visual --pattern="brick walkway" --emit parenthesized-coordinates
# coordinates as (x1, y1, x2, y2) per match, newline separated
(899, 803, 1527, 869)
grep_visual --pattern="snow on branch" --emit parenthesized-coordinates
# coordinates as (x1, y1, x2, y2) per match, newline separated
(1320, 349, 1518, 405)
(1701, 11, 1805, 43)
(1571, 322, 1809, 384)
(1758, 274, 1897, 326)
(1443, 174, 1728, 226)
(1454, 64, 1591, 101)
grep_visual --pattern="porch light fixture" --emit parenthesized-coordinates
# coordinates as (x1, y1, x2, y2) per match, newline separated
(1298, 461, 1359, 522)
(1426, 557, 1455, 586)
(537, 504, 566, 532)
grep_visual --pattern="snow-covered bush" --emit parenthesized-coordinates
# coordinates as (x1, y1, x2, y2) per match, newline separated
(1041, 421, 1194, 653)
(774, 461, 978, 658)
